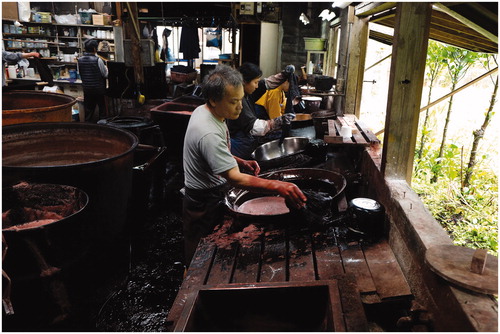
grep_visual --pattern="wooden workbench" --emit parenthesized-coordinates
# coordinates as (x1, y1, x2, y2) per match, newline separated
(166, 204, 412, 331)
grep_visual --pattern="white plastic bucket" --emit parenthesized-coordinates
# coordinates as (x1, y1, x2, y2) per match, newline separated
(7, 66, 17, 79)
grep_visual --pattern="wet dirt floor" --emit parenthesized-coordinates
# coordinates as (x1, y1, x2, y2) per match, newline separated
(93, 164, 187, 332)
(95, 210, 186, 332)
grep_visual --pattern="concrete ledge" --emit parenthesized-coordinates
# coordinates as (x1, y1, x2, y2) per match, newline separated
(360, 147, 498, 332)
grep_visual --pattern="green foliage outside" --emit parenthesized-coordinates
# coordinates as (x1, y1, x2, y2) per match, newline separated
(413, 42, 498, 256)
(413, 143, 498, 256)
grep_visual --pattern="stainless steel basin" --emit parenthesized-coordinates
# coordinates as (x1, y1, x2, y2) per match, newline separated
(251, 137, 309, 161)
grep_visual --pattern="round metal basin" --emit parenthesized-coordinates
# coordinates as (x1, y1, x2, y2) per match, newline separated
(251, 137, 309, 162)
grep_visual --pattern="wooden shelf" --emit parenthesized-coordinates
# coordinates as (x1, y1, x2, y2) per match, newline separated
(53, 23, 113, 28)
(55, 61, 79, 65)
(3, 33, 54, 38)
(23, 21, 52, 25)
(3, 21, 116, 58)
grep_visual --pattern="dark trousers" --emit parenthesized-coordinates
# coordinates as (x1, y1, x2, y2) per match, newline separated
(84, 90, 107, 122)
(182, 185, 227, 266)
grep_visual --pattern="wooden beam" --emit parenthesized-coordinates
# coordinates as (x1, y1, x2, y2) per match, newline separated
(334, 7, 351, 114)
(325, 26, 339, 78)
(124, 2, 144, 85)
(355, 2, 396, 17)
(468, 3, 498, 23)
(115, 2, 122, 22)
(370, 9, 396, 24)
(364, 53, 391, 72)
(368, 30, 393, 46)
(434, 2, 498, 44)
(381, 2, 432, 183)
(345, 10, 370, 117)
(421, 67, 498, 112)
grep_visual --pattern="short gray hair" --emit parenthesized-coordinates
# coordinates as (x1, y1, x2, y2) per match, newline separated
(202, 65, 243, 102)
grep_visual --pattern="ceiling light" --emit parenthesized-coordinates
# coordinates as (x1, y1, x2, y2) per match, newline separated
(319, 9, 336, 21)
(299, 12, 310, 25)
(332, 1, 351, 9)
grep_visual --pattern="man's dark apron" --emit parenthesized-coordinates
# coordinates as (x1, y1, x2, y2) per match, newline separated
(182, 184, 229, 265)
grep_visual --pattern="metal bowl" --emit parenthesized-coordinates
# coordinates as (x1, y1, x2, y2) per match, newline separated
(251, 137, 309, 162)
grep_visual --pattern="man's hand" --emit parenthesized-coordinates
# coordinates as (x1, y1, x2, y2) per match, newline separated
(222, 166, 307, 210)
(234, 156, 260, 176)
(274, 180, 307, 209)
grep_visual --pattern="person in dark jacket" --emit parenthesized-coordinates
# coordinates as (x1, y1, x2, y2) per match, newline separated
(78, 39, 108, 122)
(227, 63, 295, 159)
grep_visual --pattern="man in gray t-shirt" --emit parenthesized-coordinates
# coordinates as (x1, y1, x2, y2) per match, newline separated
(182, 65, 307, 264)
(183, 103, 238, 190)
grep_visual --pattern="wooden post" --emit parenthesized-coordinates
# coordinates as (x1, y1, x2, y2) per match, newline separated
(344, 13, 369, 118)
(124, 2, 144, 85)
(324, 26, 339, 77)
(334, 5, 369, 116)
(115, 2, 122, 22)
(333, 7, 351, 114)
(381, 2, 432, 183)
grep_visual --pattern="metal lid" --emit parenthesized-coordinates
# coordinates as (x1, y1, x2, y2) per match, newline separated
(350, 198, 382, 212)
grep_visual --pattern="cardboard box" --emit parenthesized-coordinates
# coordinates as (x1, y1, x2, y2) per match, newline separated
(92, 14, 111, 26)
(2, 3, 19, 21)
(38, 12, 52, 23)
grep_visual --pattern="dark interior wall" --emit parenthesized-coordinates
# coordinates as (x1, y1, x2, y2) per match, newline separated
(240, 24, 261, 65)
(280, 2, 328, 72)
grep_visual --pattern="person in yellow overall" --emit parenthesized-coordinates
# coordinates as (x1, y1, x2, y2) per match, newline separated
(255, 70, 291, 119)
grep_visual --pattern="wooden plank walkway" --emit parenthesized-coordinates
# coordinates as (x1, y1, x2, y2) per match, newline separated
(166, 213, 412, 331)
(324, 114, 380, 145)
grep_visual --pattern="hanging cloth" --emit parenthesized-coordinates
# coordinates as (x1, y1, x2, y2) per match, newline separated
(285, 73, 301, 114)
(180, 25, 200, 60)
(205, 27, 222, 49)
(160, 28, 173, 62)
(152, 27, 159, 51)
